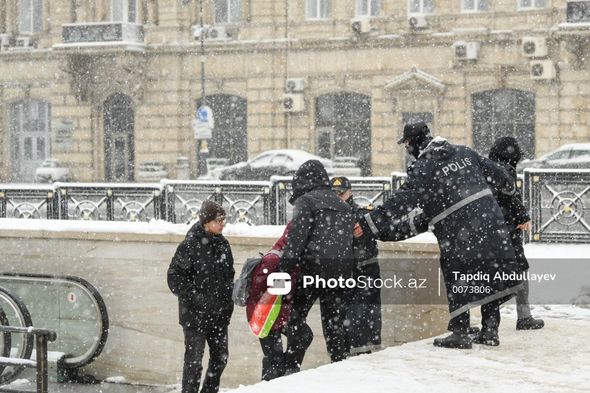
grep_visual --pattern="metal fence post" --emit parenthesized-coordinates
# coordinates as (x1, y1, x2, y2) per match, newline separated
(35, 334, 49, 393)
(59, 188, 69, 220)
(0, 191, 5, 218)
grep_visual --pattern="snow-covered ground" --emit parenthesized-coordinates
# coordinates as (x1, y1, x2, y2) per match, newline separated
(228, 307, 589, 393)
(223, 240, 590, 393)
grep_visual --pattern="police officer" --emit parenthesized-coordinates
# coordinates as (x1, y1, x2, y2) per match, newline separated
(358, 122, 524, 349)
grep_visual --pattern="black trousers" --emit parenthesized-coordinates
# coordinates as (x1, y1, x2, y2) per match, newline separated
(344, 261, 382, 354)
(448, 299, 502, 335)
(259, 330, 284, 381)
(182, 321, 229, 393)
(284, 280, 348, 373)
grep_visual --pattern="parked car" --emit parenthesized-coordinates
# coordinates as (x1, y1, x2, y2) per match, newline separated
(136, 161, 168, 182)
(207, 158, 230, 180)
(218, 149, 334, 180)
(35, 159, 72, 183)
(517, 143, 590, 172)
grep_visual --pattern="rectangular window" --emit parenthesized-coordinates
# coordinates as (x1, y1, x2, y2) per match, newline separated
(112, 0, 137, 22)
(518, 0, 545, 10)
(36, 137, 45, 160)
(214, 0, 241, 24)
(18, 0, 42, 34)
(409, 0, 434, 14)
(306, 0, 330, 19)
(24, 137, 33, 160)
(356, 0, 379, 16)
(462, 0, 489, 12)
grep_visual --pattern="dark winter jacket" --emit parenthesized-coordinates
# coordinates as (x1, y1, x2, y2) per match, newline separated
(348, 199, 379, 263)
(246, 223, 300, 332)
(488, 137, 530, 229)
(279, 160, 356, 279)
(167, 223, 235, 328)
(362, 137, 523, 317)
(489, 136, 531, 272)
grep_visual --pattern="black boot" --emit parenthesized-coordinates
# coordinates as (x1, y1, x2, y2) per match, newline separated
(516, 316, 544, 330)
(466, 326, 480, 340)
(433, 333, 472, 349)
(473, 330, 499, 346)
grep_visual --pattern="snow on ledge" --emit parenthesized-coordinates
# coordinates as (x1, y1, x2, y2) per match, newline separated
(0, 218, 440, 244)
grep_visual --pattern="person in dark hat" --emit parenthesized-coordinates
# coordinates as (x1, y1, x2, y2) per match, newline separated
(489, 136, 544, 330)
(331, 176, 382, 355)
(278, 160, 355, 373)
(358, 122, 524, 348)
(168, 200, 234, 393)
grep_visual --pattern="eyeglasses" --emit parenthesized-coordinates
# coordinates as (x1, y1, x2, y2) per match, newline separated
(214, 217, 226, 223)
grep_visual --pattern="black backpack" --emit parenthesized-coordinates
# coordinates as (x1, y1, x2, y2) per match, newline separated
(232, 249, 283, 307)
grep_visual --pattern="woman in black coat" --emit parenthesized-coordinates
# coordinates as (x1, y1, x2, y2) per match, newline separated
(489, 136, 544, 330)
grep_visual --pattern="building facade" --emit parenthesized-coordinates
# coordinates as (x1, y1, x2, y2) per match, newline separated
(0, 0, 589, 182)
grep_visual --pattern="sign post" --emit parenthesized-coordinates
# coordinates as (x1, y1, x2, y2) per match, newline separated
(193, 106, 214, 177)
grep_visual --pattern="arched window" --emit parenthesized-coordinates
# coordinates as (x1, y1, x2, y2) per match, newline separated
(104, 93, 135, 182)
(9, 99, 51, 182)
(315, 92, 372, 176)
(196, 94, 247, 164)
(471, 88, 535, 159)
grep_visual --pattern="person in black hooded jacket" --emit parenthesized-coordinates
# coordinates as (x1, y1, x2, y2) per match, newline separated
(278, 160, 355, 373)
(167, 200, 234, 393)
(489, 136, 544, 330)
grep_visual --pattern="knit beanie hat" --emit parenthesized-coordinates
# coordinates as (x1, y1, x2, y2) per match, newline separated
(199, 200, 226, 225)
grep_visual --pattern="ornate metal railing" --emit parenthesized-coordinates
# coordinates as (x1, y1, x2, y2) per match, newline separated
(523, 169, 590, 243)
(0, 171, 587, 244)
(163, 180, 272, 225)
(57, 183, 164, 222)
(0, 185, 57, 219)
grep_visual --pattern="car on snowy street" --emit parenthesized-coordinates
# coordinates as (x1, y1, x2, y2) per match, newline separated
(34, 159, 73, 183)
(218, 149, 334, 180)
(517, 143, 590, 172)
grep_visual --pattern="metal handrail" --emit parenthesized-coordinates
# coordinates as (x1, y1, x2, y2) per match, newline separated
(0, 325, 57, 393)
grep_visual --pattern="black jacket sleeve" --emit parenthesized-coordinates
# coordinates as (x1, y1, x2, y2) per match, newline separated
(359, 188, 422, 238)
(278, 197, 313, 273)
(167, 231, 199, 298)
(475, 153, 516, 196)
(493, 164, 531, 226)
(377, 207, 429, 242)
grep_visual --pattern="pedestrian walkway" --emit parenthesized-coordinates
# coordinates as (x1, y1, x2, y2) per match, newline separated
(0, 369, 176, 393)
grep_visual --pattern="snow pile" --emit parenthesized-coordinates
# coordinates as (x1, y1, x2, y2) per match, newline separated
(229, 312, 589, 393)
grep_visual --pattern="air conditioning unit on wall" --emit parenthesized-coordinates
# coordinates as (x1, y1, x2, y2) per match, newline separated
(408, 14, 428, 29)
(207, 26, 229, 41)
(521, 37, 548, 58)
(453, 41, 480, 60)
(285, 78, 305, 93)
(530, 60, 556, 80)
(192, 25, 210, 40)
(351, 17, 371, 34)
(282, 94, 305, 112)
